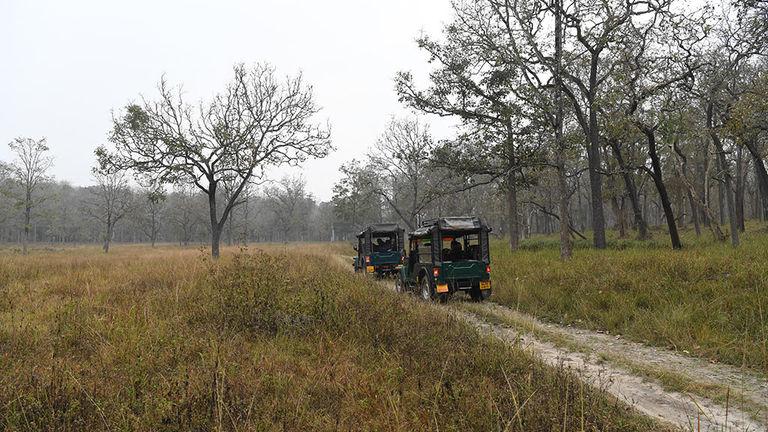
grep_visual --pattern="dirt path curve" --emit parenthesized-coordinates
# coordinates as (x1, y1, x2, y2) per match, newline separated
(455, 306, 765, 432)
(334, 255, 766, 431)
(475, 302, 768, 415)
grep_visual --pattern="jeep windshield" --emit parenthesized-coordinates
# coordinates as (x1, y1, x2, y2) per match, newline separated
(371, 233, 396, 252)
(438, 231, 481, 262)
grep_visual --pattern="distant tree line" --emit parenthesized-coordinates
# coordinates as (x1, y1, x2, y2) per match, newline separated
(332, 0, 768, 258)
(0, 152, 337, 250)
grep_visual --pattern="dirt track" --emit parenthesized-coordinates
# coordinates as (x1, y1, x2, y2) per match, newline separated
(472, 302, 768, 414)
(454, 304, 766, 432)
(337, 255, 767, 431)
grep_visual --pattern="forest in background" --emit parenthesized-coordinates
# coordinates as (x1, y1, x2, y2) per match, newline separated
(1, 0, 767, 258)
(332, 0, 768, 256)
(0, 164, 336, 247)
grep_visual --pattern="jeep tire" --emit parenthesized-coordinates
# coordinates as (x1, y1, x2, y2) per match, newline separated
(419, 277, 433, 302)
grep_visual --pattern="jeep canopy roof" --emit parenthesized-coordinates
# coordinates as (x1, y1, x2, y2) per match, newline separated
(410, 217, 486, 237)
(356, 223, 404, 238)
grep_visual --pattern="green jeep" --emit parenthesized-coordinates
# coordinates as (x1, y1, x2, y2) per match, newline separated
(396, 217, 492, 302)
(353, 223, 406, 277)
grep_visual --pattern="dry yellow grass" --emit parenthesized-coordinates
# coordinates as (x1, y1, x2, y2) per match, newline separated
(0, 244, 665, 431)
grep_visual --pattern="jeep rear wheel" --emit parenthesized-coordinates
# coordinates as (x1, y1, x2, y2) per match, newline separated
(394, 277, 405, 293)
(419, 277, 433, 302)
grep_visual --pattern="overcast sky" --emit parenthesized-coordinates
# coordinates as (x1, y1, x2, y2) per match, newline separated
(0, 0, 455, 201)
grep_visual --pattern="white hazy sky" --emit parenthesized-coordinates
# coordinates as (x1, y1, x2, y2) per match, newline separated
(0, 0, 456, 201)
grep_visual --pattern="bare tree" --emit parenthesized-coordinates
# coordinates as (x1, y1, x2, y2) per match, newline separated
(610, 8, 708, 250)
(726, 70, 768, 220)
(694, 9, 767, 247)
(8, 137, 54, 254)
(140, 186, 165, 247)
(168, 185, 204, 246)
(237, 187, 256, 245)
(553, 0, 572, 259)
(332, 160, 383, 232)
(491, 0, 672, 248)
(85, 168, 134, 253)
(264, 176, 311, 242)
(102, 63, 332, 258)
(368, 117, 447, 230)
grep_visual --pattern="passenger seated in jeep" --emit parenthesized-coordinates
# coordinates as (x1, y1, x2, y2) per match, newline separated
(450, 239, 463, 260)
(373, 236, 395, 252)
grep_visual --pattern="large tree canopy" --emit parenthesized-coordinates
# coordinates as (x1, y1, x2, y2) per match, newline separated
(100, 63, 332, 257)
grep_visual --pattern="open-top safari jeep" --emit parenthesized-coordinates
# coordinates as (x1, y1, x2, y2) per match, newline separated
(353, 223, 406, 277)
(396, 217, 492, 302)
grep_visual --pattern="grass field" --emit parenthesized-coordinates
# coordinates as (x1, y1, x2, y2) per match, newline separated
(0, 244, 663, 431)
(490, 223, 768, 374)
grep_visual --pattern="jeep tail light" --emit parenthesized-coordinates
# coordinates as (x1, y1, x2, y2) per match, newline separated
(433, 267, 440, 278)
(486, 265, 491, 274)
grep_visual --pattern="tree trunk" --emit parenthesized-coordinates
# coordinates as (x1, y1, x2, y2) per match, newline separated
(23, 209, 30, 255)
(672, 140, 701, 237)
(581, 50, 608, 249)
(699, 156, 710, 226)
(227, 211, 233, 247)
(754, 179, 763, 221)
(586, 113, 607, 249)
(506, 177, 519, 251)
(576, 176, 584, 231)
(642, 126, 682, 249)
(708, 103, 739, 247)
(22, 189, 32, 255)
(688, 190, 701, 237)
(556, 162, 572, 259)
(209, 181, 222, 259)
(243, 197, 249, 246)
(554, 0, 572, 259)
(735, 147, 746, 232)
(677, 171, 726, 241)
(677, 195, 687, 230)
(611, 197, 627, 238)
(717, 156, 726, 226)
(608, 140, 650, 240)
(714, 141, 740, 247)
(103, 222, 113, 253)
(744, 138, 768, 220)
(505, 124, 519, 251)
(211, 225, 222, 259)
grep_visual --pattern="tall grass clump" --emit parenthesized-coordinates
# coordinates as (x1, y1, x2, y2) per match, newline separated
(0, 245, 664, 431)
